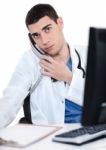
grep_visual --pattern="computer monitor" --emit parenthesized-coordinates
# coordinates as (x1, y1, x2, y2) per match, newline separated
(82, 27, 106, 126)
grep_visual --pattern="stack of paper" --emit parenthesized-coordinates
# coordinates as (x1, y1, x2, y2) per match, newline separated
(0, 124, 62, 148)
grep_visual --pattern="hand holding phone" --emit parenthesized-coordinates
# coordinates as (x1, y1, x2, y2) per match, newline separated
(28, 33, 57, 82)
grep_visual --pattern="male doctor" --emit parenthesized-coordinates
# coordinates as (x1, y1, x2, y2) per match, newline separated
(0, 3, 87, 128)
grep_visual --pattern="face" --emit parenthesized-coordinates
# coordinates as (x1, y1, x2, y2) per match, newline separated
(28, 16, 65, 57)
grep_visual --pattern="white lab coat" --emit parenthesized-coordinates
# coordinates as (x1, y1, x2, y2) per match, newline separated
(0, 45, 87, 128)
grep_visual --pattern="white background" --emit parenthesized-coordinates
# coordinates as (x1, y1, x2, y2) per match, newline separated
(0, 0, 106, 125)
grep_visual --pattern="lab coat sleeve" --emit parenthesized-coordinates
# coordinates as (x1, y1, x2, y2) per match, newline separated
(0, 53, 35, 128)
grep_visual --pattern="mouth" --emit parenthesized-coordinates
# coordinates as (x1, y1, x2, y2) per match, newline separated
(45, 45, 54, 51)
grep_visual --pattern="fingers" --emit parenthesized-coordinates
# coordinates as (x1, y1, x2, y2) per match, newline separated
(40, 61, 54, 71)
(39, 56, 57, 78)
(41, 55, 54, 64)
(39, 55, 55, 71)
(40, 68, 52, 77)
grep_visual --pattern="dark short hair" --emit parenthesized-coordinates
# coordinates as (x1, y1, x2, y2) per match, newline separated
(25, 3, 59, 28)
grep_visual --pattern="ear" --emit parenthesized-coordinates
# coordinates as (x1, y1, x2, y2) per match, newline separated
(57, 17, 64, 29)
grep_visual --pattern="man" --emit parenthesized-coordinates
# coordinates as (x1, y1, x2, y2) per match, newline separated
(0, 4, 87, 128)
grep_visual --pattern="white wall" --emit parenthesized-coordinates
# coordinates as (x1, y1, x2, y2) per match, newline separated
(0, 0, 106, 125)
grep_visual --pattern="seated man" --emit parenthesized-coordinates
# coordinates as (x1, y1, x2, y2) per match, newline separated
(0, 3, 87, 128)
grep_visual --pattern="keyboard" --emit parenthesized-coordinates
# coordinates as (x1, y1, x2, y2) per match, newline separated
(52, 124, 106, 145)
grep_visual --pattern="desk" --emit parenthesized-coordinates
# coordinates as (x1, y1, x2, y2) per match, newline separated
(0, 124, 106, 150)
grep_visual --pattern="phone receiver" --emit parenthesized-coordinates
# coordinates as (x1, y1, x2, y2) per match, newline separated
(28, 33, 45, 58)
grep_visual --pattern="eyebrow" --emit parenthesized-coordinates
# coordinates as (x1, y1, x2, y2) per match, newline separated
(31, 24, 52, 36)
(42, 24, 52, 30)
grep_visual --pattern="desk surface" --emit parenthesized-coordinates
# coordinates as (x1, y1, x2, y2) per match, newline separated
(0, 124, 106, 150)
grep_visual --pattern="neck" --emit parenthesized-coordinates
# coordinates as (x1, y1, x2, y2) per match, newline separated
(53, 42, 70, 63)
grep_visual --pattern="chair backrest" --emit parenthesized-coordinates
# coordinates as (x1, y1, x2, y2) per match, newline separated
(19, 94, 32, 124)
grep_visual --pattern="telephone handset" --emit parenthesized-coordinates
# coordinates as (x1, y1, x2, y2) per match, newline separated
(28, 33, 46, 58)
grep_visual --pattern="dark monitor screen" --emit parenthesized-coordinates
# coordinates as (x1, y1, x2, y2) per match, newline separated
(82, 27, 106, 126)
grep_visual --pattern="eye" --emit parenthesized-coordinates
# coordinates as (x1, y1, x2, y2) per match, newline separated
(32, 33, 40, 39)
(45, 26, 52, 33)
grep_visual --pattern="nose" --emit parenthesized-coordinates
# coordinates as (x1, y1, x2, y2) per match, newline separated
(41, 34, 49, 45)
